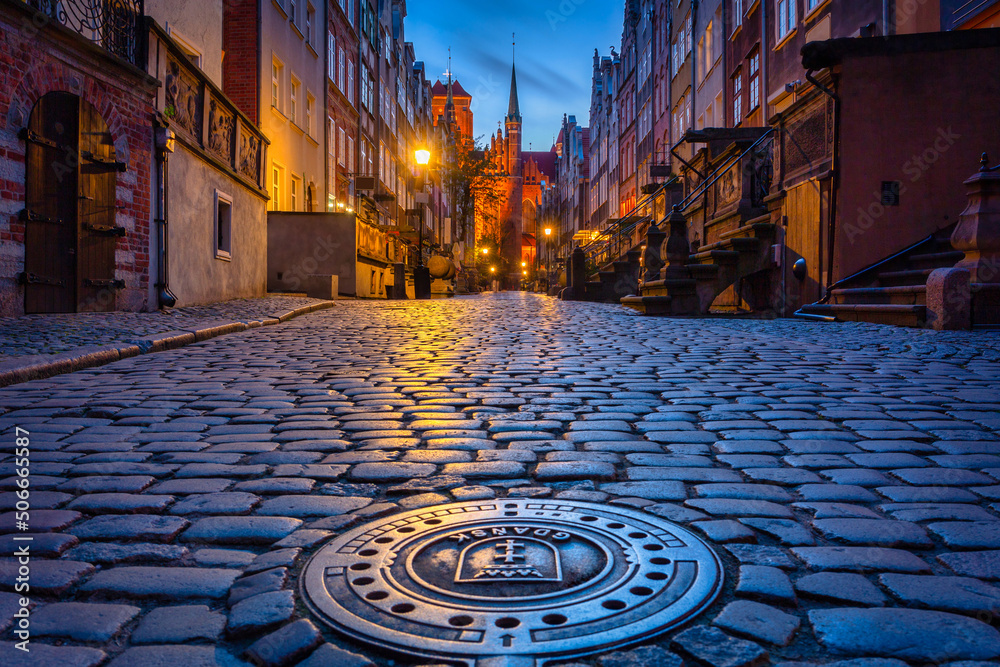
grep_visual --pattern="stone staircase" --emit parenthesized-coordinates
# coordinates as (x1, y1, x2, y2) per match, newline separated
(621, 213, 777, 315)
(798, 225, 961, 327)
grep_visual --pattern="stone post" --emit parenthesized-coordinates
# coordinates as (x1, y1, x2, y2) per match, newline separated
(642, 221, 667, 283)
(663, 206, 691, 281)
(926, 268, 971, 331)
(571, 247, 587, 292)
(392, 262, 408, 300)
(951, 163, 1000, 284)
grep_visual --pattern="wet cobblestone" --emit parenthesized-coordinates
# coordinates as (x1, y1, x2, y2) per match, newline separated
(1, 293, 1000, 665)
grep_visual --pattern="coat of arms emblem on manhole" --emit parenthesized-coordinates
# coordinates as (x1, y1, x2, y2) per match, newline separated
(300, 499, 723, 666)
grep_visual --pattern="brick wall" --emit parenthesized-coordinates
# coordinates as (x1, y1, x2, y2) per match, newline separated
(0, 4, 157, 316)
(223, 0, 260, 125)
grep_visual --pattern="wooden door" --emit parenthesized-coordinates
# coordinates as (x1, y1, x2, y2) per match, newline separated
(23, 92, 79, 313)
(77, 99, 122, 312)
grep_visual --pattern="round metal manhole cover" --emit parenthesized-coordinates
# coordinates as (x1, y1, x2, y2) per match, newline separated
(301, 500, 723, 665)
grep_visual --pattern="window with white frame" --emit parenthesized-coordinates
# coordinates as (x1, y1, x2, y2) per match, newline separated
(271, 57, 283, 110)
(306, 93, 315, 137)
(686, 14, 692, 53)
(338, 127, 346, 166)
(748, 52, 760, 111)
(734, 0, 743, 29)
(339, 47, 346, 91)
(306, 3, 314, 44)
(327, 32, 335, 81)
(289, 0, 297, 25)
(327, 117, 336, 198)
(348, 0, 355, 26)
(290, 76, 300, 125)
(806, 0, 821, 12)
(733, 69, 743, 123)
(777, 0, 796, 39)
(291, 174, 301, 211)
(347, 61, 355, 105)
(271, 163, 284, 211)
(214, 190, 233, 260)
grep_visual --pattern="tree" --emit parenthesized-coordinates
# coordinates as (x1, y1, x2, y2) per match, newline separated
(441, 135, 505, 259)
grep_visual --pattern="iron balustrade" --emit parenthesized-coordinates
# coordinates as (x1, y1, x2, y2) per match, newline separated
(580, 129, 775, 274)
(24, 0, 145, 66)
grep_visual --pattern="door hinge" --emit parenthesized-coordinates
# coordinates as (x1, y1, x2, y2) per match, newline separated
(18, 272, 66, 287)
(84, 278, 126, 289)
(19, 209, 65, 225)
(18, 128, 59, 149)
(83, 223, 127, 237)
(81, 151, 127, 172)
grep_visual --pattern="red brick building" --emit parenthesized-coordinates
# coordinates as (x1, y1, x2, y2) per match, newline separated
(431, 78, 472, 139)
(0, 0, 157, 315)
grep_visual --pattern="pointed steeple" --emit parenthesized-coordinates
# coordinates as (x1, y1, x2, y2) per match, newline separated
(507, 34, 521, 124)
(506, 64, 521, 123)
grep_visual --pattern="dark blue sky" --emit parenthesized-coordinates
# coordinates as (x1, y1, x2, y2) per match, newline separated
(405, 0, 622, 152)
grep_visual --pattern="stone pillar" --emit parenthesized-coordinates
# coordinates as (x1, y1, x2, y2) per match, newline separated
(570, 247, 587, 292)
(926, 268, 971, 331)
(663, 206, 691, 281)
(642, 222, 667, 283)
(951, 166, 1000, 284)
(392, 262, 408, 300)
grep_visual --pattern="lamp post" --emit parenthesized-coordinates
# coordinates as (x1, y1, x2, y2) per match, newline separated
(414, 148, 431, 299)
(544, 227, 553, 293)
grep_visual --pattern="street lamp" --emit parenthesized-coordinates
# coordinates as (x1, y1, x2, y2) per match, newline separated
(544, 227, 553, 292)
(413, 148, 431, 299)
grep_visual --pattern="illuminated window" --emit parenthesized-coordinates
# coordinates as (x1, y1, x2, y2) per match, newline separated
(306, 93, 315, 137)
(271, 57, 283, 110)
(290, 76, 300, 124)
(291, 174, 301, 211)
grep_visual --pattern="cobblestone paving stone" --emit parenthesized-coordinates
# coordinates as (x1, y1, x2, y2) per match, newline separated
(1, 292, 1000, 666)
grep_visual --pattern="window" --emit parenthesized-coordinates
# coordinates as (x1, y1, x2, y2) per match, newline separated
(291, 174, 301, 211)
(327, 117, 336, 198)
(777, 0, 796, 39)
(290, 76, 300, 124)
(347, 136, 354, 171)
(347, 61, 355, 105)
(348, 0, 355, 27)
(306, 93, 315, 137)
(338, 127, 346, 166)
(748, 52, 760, 111)
(306, 3, 314, 43)
(339, 47, 346, 91)
(214, 190, 233, 260)
(704, 21, 713, 71)
(271, 163, 284, 210)
(733, 69, 743, 123)
(289, 0, 297, 25)
(328, 32, 335, 81)
(734, 0, 743, 29)
(807, 0, 821, 11)
(360, 140, 367, 175)
(271, 57, 283, 110)
(361, 63, 372, 110)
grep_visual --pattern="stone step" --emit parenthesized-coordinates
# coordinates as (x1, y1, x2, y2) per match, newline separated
(621, 294, 674, 315)
(800, 303, 927, 327)
(695, 236, 761, 255)
(690, 250, 739, 265)
(687, 264, 720, 281)
(718, 222, 777, 241)
(907, 250, 964, 271)
(640, 278, 697, 297)
(831, 285, 926, 306)
(877, 268, 933, 287)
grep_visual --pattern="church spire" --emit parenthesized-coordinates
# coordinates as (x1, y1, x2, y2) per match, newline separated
(507, 34, 521, 124)
(445, 48, 455, 126)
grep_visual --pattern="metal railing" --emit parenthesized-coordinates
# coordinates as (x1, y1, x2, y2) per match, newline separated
(579, 177, 677, 270)
(24, 0, 145, 66)
(672, 128, 775, 214)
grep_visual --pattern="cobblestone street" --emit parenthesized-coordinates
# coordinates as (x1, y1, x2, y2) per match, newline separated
(3, 292, 1000, 666)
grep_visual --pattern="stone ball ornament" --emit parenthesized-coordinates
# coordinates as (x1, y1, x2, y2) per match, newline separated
(428, 255, 457, 279)
(300, 499, 723, 666)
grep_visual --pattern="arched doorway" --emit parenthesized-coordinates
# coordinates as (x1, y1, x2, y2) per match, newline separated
(22, 92, 123, 313)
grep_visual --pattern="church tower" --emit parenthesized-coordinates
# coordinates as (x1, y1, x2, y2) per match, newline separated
(502, 59, 525, 275)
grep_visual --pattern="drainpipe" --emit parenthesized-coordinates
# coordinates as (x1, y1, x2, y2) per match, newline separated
(154, 125, 177, 308)
(805, 68, 840, 298)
